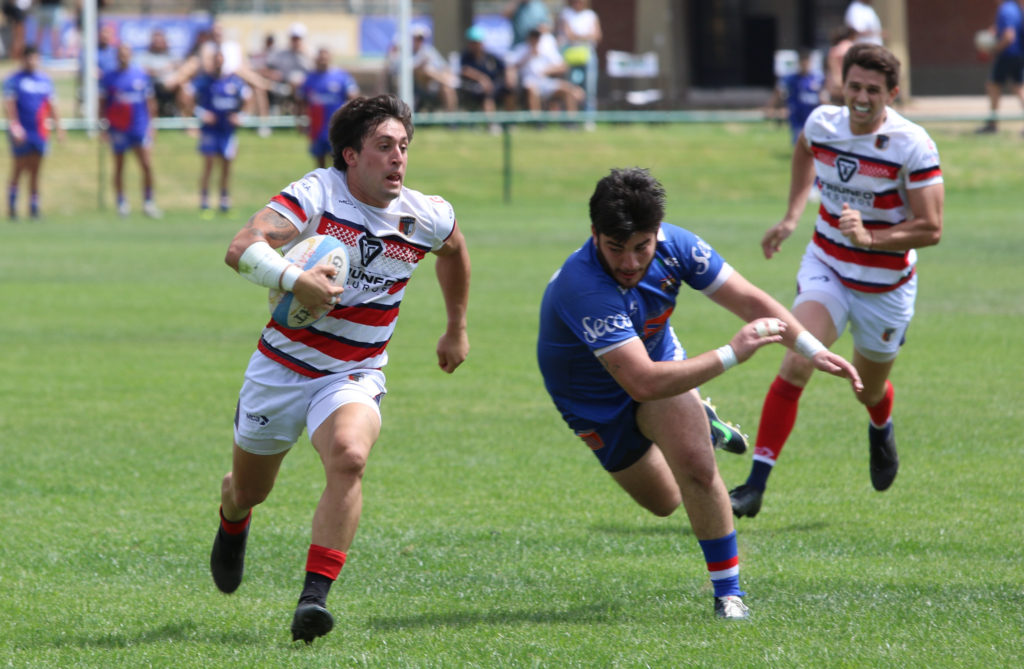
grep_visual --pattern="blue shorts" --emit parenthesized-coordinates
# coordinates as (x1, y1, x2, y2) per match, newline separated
(990, 52, 1024, 86)
(199, 128, 238, 158)
(9, 134, 47, 157)
(109, 129, 149, 155)
(563, 402, 652, 473)
(309, 137, 331, 159)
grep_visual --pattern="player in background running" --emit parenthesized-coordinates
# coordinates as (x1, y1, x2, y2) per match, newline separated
(729, 43, 944, 519)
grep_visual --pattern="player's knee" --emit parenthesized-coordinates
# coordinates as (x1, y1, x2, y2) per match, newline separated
(224, 473, 273, 509)
(780, 350, 815, 384)
(645, 498, 681, 517)
(321, 440, 371, 481)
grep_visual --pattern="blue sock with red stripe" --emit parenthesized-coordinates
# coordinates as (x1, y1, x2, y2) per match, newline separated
(699, 530, 743, 598)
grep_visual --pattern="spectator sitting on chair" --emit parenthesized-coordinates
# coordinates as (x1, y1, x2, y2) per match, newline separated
(388, 25, 458, 113)
(511, 27, 584, 114)
(264, 23, 312, 114)
(137, 29, 183, 117)
(459, 25, 514, 113)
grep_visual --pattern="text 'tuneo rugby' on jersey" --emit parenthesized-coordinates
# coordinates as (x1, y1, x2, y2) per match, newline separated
(258, 168, 457, 378)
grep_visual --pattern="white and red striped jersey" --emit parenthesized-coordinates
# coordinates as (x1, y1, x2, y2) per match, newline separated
(258, 167, 457, 377)
(803, 104, 942, 293)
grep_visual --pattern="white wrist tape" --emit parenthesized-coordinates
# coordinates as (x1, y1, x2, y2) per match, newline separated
(795, 331, 827, 359)
(237, 241, 303, 292)
(716, 344, 738, 371)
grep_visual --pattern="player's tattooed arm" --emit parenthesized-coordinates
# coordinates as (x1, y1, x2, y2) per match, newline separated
(225, 206, 300, 271)
(244, 207, 300, 247)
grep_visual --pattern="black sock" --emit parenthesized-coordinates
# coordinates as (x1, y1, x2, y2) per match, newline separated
(299, 572, 333, 606)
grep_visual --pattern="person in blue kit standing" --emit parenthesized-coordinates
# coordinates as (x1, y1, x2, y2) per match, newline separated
(191, 47, 252, 218)
(536, 167, 862, 620)
(770, 49, 825, 145)
(3, 45, 64, 220)
(298, 46, 360, 168)
(100, 42, 162, 218)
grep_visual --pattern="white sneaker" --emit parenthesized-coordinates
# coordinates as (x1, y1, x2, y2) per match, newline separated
(714, 595, 750, 620)
(143, 201, 163, 219)
(117, 201, 131, 217)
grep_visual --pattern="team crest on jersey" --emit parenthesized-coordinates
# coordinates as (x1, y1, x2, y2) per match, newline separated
(399, 216, 416, 236)
(837, 156, 858, 182)
(359, 235, 385, 266)
(875, 134, 890, 150)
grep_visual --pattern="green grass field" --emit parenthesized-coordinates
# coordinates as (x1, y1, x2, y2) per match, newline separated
(1, 121, 1022, 668)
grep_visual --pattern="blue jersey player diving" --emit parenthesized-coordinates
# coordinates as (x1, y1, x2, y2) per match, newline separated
(537, 168, 862, 620)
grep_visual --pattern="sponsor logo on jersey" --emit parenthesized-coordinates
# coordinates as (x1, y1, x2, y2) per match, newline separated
(399, 216, 416, 236)
(820, 181, 874, 208)
(837, 156, 858, 182)
(359, 235, 385, 266)
(875, 134, 890, 150)
(692, 239, 713, 275)
(580, 313, 633, 343)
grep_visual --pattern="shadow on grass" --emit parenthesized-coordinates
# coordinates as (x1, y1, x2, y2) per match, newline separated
(590, 519, 829, 537)
(590, 522, 692, 537)
(367, 601, 621, 631)
(50, 620, 260, 649)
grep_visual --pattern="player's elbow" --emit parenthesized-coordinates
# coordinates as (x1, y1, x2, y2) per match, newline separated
(619, 378, 660, 404)
(921, 221, 943, 248)
(225, 241, 246, 271)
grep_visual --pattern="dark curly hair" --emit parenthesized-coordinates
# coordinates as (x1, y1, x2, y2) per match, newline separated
(588, 168, 666, 242)
(842, 43, 900, 91)
(329, 94, 414, 171)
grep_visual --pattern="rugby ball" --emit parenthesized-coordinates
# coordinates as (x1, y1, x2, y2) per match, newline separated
(974, 29, 997, 56)
(268, 235, 349, 329)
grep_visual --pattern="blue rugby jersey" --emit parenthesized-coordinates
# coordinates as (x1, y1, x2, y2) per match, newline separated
(538, 223, 733, 423)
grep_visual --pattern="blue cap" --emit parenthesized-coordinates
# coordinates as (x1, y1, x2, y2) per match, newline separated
(466, 26, 485, 42)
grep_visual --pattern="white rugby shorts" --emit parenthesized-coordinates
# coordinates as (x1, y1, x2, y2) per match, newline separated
(233, 351, 386, 455)
(792, 249, 916, 363)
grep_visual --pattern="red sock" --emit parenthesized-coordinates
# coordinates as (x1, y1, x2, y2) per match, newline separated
(306, 544, 347, 580)
(753, 376, 805, 463)
(867, 380, 894, 428)
(219, 507, 251, 535)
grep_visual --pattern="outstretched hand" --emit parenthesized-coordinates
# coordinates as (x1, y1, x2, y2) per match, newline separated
(761, 219, 798, 259)
(811, 350, 864, 392)
(729, 318, 787, 363)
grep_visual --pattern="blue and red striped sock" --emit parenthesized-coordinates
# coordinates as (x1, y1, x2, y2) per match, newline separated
(699, 531, 744, 598)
